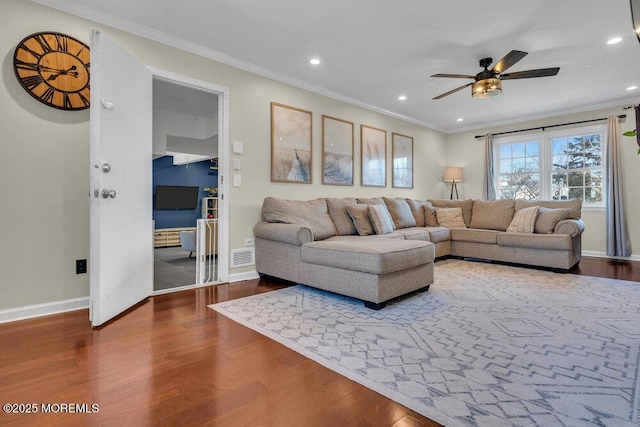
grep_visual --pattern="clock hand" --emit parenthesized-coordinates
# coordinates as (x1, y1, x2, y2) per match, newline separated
(46, 66, 79, 81)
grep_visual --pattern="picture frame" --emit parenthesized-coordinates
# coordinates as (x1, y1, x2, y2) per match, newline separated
(360, 124, 386, 187)
(322, 115, 354, 186)
(392, 133, 414, 189)
(270, 102, 312, 183)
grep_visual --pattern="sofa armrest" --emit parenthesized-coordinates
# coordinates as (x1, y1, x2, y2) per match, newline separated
(554, 219, 585, 237)
(254, 221, 314, 245)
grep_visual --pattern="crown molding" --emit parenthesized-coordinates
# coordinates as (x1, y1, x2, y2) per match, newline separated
(30, 0, 445, 132)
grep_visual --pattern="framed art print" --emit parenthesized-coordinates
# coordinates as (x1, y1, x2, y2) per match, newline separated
(322, 115, 354, 185)
(360, 124, 386, 187)
(271, 102, 312, 183)
(392, 132, 413, 188)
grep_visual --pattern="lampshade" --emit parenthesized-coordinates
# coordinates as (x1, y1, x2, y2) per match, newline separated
(471, 78, 502, 98)
(443, 167, 464, 182)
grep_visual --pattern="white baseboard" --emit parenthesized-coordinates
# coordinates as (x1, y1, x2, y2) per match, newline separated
(229, 270, 260, 283)
(582, 250, 640, 261)
(0, 297, 89, 324)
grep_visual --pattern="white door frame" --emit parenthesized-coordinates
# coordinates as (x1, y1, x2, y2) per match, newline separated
(148, 67, 230, 284)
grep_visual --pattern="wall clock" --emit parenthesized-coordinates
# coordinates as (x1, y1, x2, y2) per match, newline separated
(13, 32, 90, 111)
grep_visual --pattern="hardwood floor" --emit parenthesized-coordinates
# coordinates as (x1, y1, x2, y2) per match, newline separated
(0, 256, 638, 426)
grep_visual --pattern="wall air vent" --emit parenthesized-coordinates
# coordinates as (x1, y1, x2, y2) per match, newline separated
(230, 248, 255, 268)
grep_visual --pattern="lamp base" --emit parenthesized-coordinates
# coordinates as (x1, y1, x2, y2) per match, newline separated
(450, 180, 459, 200)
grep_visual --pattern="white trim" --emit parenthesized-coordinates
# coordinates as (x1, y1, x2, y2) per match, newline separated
(229, 270, 260, 283)
(151, 281, 225, 296)
(0, 297, 89, 324)
(582, 251, 640, 262)
(29, 0, 443, 132)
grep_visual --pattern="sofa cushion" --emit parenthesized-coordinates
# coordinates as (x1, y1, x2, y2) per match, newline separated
(497, 232, 573, 251)
(435, 207, 466, 228)
(470, 199, 515, 231)
(428, 199, 474, 227)
(262, 197, 337, 240)
(425, 227, 451, 243)
(507, 206, 539, 233)
(301, 239, 434, 275)
(535, 207, 571, 234)
(326, 197, 358, 236)
(356, 197, 385, 205)
(346, 204, 375, 236)
(368, 204, 395, 234)
(393, 227, 430, 241)
(383, 197, 417, 229)
(450, 228, 499, 244)
(515, 198, 582, 219)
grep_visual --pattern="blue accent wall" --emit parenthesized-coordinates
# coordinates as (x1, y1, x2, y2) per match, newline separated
(152, 156, 217, 229)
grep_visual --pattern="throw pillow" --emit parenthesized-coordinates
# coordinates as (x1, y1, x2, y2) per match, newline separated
(535, 207, 571, 234)
(406, 199, 439, 227)
(506, 206, 539, 233)
(346, 204, 375, 236)
(383, 197, 416, 229)
(423, 202, 439, 227)
(428, 199, 474, 227)
(368, 204, 395, 234)
(325, 197, 357, 236)
(435, 207, 466, 228)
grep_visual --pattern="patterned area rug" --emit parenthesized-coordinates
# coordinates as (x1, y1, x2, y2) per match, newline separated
(210, 260, 640, 426)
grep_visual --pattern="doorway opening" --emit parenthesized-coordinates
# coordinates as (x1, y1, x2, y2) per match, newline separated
(150, 74, 227, 292)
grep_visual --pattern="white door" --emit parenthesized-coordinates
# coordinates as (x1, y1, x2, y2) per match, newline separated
(89, 29, 153, 327)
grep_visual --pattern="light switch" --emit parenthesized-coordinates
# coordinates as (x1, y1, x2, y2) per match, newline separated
(232, 141, 243, 154)
(233, 158, 241, 170)
(233, 173, 241, 187)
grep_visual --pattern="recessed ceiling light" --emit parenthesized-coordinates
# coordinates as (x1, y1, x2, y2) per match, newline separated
(627, 85, 638, 91)
(456, 118, 464, 122)
(398, 95, 407, 101)
(607, 37, 622, 45)
(310, 58, 321, 65)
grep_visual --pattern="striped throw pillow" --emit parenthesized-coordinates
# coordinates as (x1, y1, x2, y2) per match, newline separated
(507, 206, 539, 233)
(368, 204, 395, 234)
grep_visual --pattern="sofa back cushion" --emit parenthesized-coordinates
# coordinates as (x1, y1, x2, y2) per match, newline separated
(325, 197, 358, 236)
(470, 199, 515, 231)
(356, 197, 385, 206)
(346, 204, 375, 236)
(262, 197, 337, 240)
(383, 197, 417, 229)
(515, 198, 582, 219)
(406, 199, 438, 227)
(428, 199, 474, 227)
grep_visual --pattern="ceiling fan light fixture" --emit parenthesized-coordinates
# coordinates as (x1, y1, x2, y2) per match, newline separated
(472, 78, 502, 98)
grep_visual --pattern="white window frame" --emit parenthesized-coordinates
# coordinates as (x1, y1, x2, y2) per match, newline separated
(493, 124, 606, 208)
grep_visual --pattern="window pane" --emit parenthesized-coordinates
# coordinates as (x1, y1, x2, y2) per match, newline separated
(553, 154, 568, 170)
(513, 158, 525, 172)
(512, 143, 525, 157)
(568, 188, 584, 200)
(500, 144, 511, 159)
(568, 171, 583, 186)
(566, 137, 583, 153)
(553, 138, 567, 154)
(526, 141, 539, 156)
(501, 159, 512, 173)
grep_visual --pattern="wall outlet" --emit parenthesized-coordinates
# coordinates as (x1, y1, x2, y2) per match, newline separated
(244, 238, 255, 247)
(76, 259, 87, 274)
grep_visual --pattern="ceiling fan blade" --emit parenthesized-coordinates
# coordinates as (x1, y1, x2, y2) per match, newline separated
(492, 50, 528, 74)
(500, 67, 560, 80)
(433, 82, 473, 99)
(431, 73, 476, 79)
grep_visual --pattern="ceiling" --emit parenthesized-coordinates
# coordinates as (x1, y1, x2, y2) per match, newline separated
(36, 0, 640, 132)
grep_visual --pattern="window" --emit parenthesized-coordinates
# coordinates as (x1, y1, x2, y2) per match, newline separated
(494, 124, 605, 206)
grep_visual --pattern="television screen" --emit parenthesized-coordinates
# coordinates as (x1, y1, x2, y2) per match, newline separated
(155, 185, 199, 210)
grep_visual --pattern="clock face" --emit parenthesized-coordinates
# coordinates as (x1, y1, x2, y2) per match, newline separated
(13, 32, 90, 111)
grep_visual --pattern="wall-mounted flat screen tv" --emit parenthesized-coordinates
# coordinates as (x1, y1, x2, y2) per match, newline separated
(155, 185, 199, 210)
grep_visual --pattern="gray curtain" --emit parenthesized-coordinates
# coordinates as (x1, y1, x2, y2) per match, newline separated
(482, 133, 496, 200)
(605, 116, 631, 257)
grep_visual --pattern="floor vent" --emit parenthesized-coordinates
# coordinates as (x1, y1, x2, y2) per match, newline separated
(231, 248, 255, 268)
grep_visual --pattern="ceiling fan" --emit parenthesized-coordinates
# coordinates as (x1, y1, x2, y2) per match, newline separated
(431, 50, 560, 99)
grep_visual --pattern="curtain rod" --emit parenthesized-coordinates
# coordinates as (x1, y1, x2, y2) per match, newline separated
(474, 114, 626, 139)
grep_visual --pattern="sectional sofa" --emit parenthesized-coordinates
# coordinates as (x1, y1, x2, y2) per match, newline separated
(254, 196, 584, 308)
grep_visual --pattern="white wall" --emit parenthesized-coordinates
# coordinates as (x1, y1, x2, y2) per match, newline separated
(446, 106, 640, 258)
(0, 0, 446, 311)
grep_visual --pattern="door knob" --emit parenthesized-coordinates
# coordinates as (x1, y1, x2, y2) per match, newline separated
(102, 189, 116, 199)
